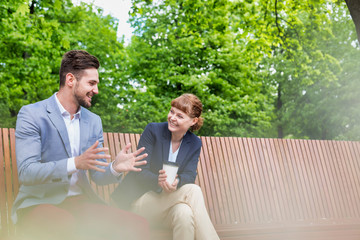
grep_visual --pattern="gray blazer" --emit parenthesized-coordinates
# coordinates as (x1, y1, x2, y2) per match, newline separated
(11, 94, 120, 223)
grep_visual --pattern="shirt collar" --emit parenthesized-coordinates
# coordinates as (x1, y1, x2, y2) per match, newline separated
(54, 92, 81, 119)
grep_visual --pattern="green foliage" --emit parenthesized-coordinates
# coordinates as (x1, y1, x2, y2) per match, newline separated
(117, 0, 275, 136)
(256, 0, 360, 140)
(1, 0, 359, 140)
(0, 0, 124, 129)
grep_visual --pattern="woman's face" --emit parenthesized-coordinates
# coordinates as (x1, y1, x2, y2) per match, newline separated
(167, 107, 197, 134)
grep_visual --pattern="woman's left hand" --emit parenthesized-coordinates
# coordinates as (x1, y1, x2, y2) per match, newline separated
(158, 169, 178, 193)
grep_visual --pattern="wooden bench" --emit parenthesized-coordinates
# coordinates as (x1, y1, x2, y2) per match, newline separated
(2, 127, 360, 239)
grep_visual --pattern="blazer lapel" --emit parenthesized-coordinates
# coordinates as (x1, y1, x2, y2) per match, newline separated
(46, 95, 72, 158)
(79, 108, 89, 154)
(162, 125, 171, 164)
(176, 132, 191, 167)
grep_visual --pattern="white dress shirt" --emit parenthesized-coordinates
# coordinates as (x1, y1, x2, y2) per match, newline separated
(55, 93, 82, 196)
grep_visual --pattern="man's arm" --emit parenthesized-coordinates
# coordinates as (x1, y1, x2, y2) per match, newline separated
(16, 106, 69, 186)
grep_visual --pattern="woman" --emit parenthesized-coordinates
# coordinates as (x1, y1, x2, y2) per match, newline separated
(112, 93, 219, 240)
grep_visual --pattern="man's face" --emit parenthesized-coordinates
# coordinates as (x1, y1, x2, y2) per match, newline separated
(73, 68, 99, 108)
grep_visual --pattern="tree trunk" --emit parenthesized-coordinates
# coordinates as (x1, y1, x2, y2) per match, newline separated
(345, 0, 360, 44)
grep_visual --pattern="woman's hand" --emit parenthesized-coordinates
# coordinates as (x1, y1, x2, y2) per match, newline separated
(158, 169, 178, 193)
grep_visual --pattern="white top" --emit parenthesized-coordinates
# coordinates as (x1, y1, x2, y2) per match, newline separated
(168, 140, 182, 163)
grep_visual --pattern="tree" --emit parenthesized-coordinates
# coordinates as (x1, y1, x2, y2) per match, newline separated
(116, 0, 275, 136)
(0, 0, 125, 129)
(258, 0, 360, 140)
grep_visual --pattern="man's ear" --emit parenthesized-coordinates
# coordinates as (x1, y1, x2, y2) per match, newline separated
(65, 73, 76, 87)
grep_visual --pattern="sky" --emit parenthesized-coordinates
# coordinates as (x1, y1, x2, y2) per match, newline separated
(73, 0, 133, 43)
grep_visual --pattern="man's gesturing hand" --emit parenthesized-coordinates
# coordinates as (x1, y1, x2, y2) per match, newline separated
(112, 143, 147, 173)
(75, 140, 110, 172)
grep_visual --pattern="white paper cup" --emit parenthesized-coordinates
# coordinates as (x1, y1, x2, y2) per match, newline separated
(163, 163, 179, 184)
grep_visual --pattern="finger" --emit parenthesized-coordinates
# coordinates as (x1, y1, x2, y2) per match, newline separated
(159, 181, 167, 189)
(92, 153, 111, 160)
(90, 160, 110, 167)
(133, 147, 145, 156)
(130, 167, 142, 172)
(159, 169, 166, 174)
(92, 147, 109, 154)
(159, 176, 167, 181)
(135, 153, 148, 162)
(163, 182, 171, 191)
(120, 143, 132, 154)
(172, 178, 178, 186)
(89, 140, 99, 149)
(134, 160, 147, 167)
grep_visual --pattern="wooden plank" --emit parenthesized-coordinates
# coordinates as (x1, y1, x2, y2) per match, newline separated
(218, 137, 237, 224)
(212, 137, 231, 224)
(253, 138, 272, 221)
(280, 139, 303, 221)
(333, 140, 354, 218)
(270, 139, 295, 221)
(345, 141, 360, 213)
(205, 136, 225, 224)
(229, 137, 251, 223)
(0, 129, 9, 237)
(290, 139, 316, 220)
(244, 137, 267, 223)
(332, 140, 358, 218)
(3, 128, 15, 234)
(321, 140, 347, 219)
(301, 139, 326, 220)
(236, 137, 258, 223)
(341, 140, 360, 216)
(129, 133, 137, 152)
(258, 138, 282, 222)
(312, 140, 339, 219)
(196, 141, 206, 200)
(223, 136, 245, 224)
(200, 136, 221, 224)
(10, 128, 18, 198)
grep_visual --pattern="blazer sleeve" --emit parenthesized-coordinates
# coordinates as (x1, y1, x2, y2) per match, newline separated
(15, 105, 68, 186)
(134, 123, 160, 191)
(177, 137, 201, 188)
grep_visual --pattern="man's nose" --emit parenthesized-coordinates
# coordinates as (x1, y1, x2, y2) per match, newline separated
(93, 85, 99, 94)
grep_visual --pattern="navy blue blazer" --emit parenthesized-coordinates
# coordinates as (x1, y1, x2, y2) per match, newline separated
(112, 122, 202, 210)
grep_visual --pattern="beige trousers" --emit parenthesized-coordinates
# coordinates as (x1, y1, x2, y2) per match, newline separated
(131, 184, 219, 240)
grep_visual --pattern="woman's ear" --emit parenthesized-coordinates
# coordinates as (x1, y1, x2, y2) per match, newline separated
(191, 117, 199, 126)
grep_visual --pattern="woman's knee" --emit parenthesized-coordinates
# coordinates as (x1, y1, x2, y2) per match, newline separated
(170, 203, 194, 223)
(181, 184, 204, 201)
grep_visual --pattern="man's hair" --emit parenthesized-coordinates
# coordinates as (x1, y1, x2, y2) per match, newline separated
(59, 50, 100, 87)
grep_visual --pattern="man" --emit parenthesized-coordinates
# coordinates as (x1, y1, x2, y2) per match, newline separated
(11, 50, 149, 240)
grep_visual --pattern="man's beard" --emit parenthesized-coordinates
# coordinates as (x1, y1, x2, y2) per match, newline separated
(75, 91, 91, 108)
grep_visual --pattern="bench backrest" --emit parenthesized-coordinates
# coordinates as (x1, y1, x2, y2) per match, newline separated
(2, 128, 360, 237)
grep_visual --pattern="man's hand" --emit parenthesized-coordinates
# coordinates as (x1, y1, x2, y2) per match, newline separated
(158, 169, 178, 193)
(75, 140, 110, 172)
(112, 143, 147, 173)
